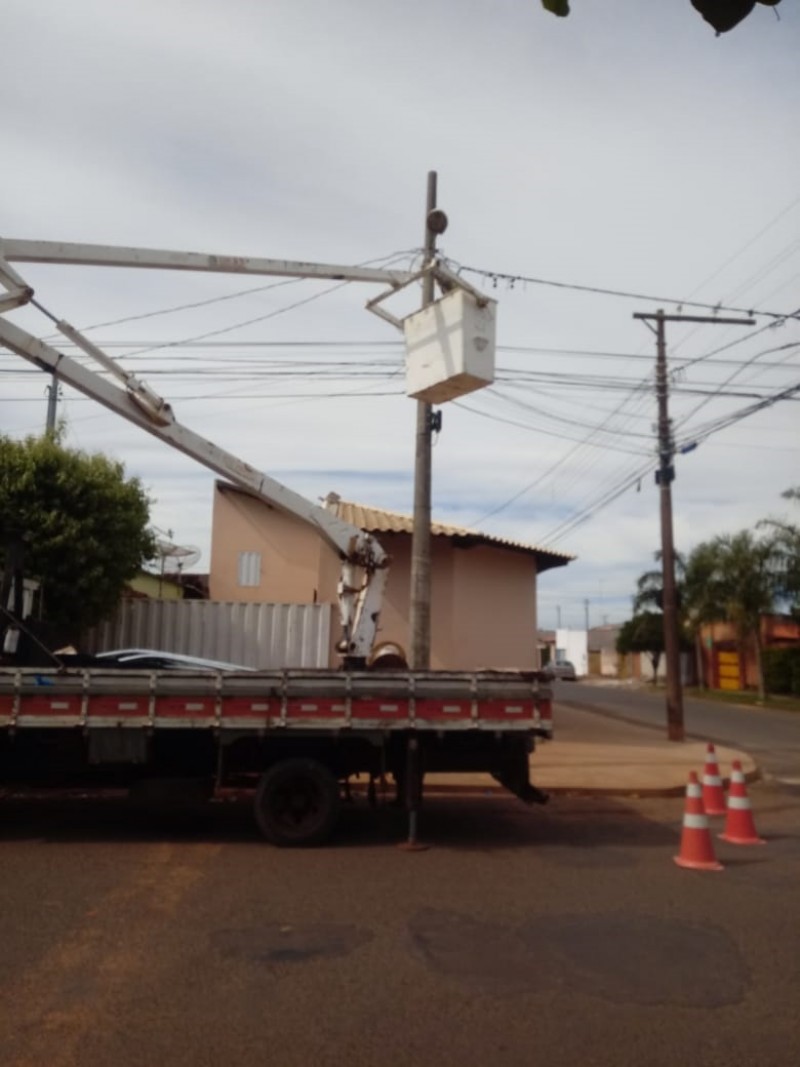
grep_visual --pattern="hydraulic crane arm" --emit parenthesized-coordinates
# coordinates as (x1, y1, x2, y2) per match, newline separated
(0, 239, 423, 664)
(0, 238, 416, 286)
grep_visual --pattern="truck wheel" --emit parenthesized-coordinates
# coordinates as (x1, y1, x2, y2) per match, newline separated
(254, 759, 340, 847)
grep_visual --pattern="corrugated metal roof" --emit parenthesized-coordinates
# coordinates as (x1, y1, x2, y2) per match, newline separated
(324, 494, 574, 571)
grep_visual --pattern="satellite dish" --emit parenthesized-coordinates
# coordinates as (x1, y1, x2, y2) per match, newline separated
(149, 527, 202, 577)
(155, 539, 202, 574)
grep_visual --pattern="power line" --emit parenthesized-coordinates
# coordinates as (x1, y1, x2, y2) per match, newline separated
(465, 336, 659, 526)
(8, 378, 795, 406)
(536, 377, 800, 549)
(720, 237, 800, 308)
(452, 399, 646, 455)
(675, 332, 800, 430)
(4, 388, 404, 403)
(485, 386, 654, 438)
(677, 380, 800, 448)
(676, 335, 800, 375)
(491, 338, 798, 549)
(5, 358, 797, 389)
(7, 333, 798, 372)
(672, 194, 800, 304)
(542, 461, 656, 547)
(444, 257, 798, 321)
(110, 250, 416, 360)
(38, 248, 420, 339)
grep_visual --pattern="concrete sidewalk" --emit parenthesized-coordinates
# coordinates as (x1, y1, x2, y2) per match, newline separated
(425, 702, 757, 797)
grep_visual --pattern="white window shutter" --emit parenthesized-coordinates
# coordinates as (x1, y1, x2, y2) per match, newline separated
(237, 550, 262, 587)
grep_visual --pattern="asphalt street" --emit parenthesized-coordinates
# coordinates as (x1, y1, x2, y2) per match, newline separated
(1, 787, 798, 1067)
(557, 681, 800, 785)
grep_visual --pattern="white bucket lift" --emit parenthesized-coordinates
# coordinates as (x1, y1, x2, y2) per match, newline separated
(403, 287, 496, 403)
(366, 263, 496, 404)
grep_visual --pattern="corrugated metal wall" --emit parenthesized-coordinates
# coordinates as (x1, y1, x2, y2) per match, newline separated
(84, 601, 332, 669)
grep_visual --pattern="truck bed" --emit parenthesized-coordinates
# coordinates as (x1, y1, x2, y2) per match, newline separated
(0, 667, 553, 736)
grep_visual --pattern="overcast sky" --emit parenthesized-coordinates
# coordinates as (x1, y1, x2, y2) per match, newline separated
(2, 0, 798, 631)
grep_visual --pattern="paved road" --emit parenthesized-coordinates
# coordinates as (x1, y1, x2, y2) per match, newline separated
(1, 789, 798, 1067)
(556, 681, 800, 784)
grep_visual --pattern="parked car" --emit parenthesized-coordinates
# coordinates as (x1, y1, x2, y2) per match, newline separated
(94, 649, 255, 672)
(543, 660, 577, 681)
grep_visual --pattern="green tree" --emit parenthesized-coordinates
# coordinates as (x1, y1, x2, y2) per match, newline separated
(632, 553, 685, 616)
(539, 1, 782, 35)
(632, 516, 789, 698)
(633, 549, 718, 687)
(692, 530, 780, 701)
(616, 611, 667, 685)
(0, 432, 155, 639)
(759, 487, 800, 617)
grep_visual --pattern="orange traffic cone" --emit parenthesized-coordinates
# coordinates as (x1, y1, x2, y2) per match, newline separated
(674, 771, 723, 871)
(701, 743, 727, 816)
(719, 761, 765, 846)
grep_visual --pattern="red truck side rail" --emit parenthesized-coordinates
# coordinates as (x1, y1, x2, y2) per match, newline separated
(0, 668, 553, 736)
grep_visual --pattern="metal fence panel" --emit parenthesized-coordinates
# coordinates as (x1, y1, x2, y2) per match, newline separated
(84, 600, 332, 669)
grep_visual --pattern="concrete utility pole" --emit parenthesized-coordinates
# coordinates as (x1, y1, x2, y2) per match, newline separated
(409, 171, 446, 669)
(45, 376, 59, 432)
(633, 309, 754, 742)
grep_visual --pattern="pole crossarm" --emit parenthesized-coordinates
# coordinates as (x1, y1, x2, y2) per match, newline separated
(633, 312, 756, 327)
(0, 238, 416, 288)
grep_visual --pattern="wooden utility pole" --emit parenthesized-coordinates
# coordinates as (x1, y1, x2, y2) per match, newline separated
(633, 309, 754, 742)
(409, 171, 446, 669)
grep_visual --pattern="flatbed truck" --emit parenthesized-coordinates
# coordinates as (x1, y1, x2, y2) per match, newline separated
(0, 236, 553, 845)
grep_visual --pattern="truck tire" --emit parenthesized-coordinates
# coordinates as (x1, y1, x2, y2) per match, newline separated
(254, 759, 340, 847)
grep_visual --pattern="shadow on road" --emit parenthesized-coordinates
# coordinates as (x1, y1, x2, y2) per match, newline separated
(0, 791, 680, 856)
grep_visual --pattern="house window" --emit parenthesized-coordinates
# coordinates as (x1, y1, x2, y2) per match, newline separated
(237, 550, 262, 587)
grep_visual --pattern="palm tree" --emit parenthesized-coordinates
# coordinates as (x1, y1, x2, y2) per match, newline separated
(681, 541, 728, 689)
(758, 487, 800, 618)
(633, 550, 714, 688)
(697, 530, 780, 702)
(633, 552, 684, 616)
(632, 534, 780, 693)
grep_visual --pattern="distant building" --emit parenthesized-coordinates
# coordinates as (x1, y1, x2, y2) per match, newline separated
(699, 614, 800, 691)
(588, 624, 622, 677)
(555, 627, 588, 678)
(126, 571, 184, 601)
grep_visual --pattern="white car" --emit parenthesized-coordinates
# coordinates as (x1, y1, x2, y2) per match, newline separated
(95, 649, 255, 672)
(543, 660, 577, 681)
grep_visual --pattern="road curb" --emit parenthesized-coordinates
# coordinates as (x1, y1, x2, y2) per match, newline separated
(761, 772, 800, 796)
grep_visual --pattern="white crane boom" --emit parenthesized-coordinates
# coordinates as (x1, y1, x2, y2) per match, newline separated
(0, 238, 416, 286)
(0, 239, 423, 663)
